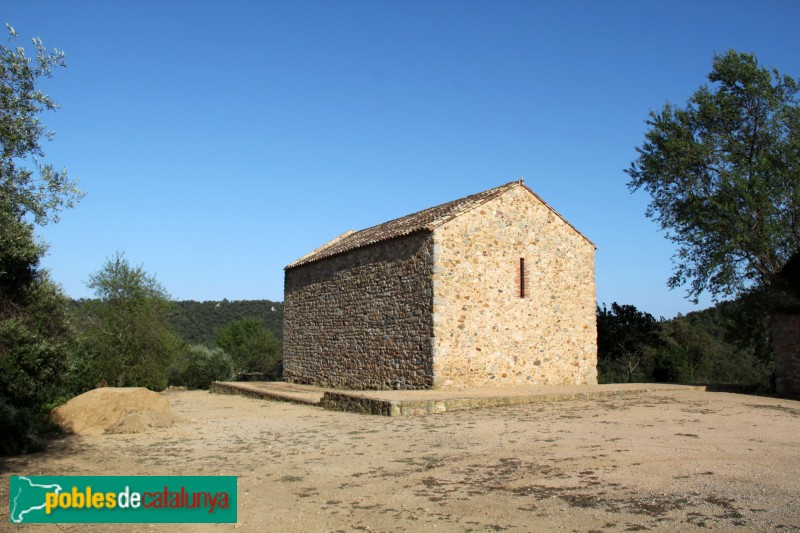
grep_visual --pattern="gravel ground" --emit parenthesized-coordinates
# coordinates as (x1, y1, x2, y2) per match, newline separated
(2, 388, 799, 532)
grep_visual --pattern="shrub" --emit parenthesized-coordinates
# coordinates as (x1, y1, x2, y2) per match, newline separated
(653, 346, 691, 383)
(170, 345, 234, 389)
(0, 400, 39, 456)
(215, 317, 282, 378)
(0, 254, 73, 455)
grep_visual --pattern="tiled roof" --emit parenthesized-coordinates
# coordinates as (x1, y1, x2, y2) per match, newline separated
(286, 180, 594, 269)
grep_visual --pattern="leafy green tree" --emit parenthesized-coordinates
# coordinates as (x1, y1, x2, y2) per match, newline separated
(1, 24, 83, 223)
(660, 303, 773, 388)
(0, 224, 74, 453)
(170, 344, 234, 389)
(626, 50, 800, 302)
(597, 303, 663, 383)
(0, 24, 80, 454)
(75, 253, 181, 391)
(215, 317, 281, 378)
(652, 344, 690, 384)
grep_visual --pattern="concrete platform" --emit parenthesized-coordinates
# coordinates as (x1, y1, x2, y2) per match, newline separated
(210, 381, 706, 416)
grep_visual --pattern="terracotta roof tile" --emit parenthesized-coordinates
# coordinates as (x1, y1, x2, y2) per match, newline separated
(286, 180, 593, 269)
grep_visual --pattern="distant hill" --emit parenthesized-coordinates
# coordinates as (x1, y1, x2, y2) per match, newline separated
(169, 299, 284, 346)
(70, 299, 284, 347)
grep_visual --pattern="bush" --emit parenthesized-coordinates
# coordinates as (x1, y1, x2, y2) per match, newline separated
(0, 252, 74, 455)
(170, 345, 234, 389)
(0, 400, 38, 456)
(215, 317, 282, 378)
(653, 346, 690, 383)
(63, 340, 108, 396)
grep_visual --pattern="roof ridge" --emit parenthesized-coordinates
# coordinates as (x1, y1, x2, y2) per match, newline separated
(359, 180, 520, 235)
(422, 181, 521, 229)
(285, 179, 592, 270)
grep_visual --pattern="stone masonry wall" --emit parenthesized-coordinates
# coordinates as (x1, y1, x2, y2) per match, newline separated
(283, 232, 434, 389)
(773, 291, 800, 399)
(431, 186, 597, 388)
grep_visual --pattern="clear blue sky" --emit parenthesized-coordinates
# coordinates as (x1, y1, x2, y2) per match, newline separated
(6, 1, 800, 318)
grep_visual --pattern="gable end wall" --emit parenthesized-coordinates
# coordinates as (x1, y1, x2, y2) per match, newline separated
(431, 186, 597, 388)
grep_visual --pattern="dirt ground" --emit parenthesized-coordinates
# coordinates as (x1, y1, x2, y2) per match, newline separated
(2, 389, 799, 532)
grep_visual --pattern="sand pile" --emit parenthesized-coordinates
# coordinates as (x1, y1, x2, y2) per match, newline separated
(51, 387, 174, 436)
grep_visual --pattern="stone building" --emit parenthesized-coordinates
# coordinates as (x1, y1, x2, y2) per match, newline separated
(283, 180, 597, 390)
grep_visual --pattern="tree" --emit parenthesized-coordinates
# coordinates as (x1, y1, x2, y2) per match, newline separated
(215, 317, 281, 378)
(75, 253, 181, 391)
(0, 214, 74, 454)
(626, 50, 800, 302)
(597, 303, 663, 383)
(660, 303, 773, 388)
(0, 24, 80, 454)
(1, 24, 83, 224)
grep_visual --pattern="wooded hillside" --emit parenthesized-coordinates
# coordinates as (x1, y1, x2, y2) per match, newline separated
(169, 299, 284, 346)
(70, 299, 284, 347)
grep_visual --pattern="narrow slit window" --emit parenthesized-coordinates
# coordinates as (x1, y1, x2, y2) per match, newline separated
(519, 258, 525, 298)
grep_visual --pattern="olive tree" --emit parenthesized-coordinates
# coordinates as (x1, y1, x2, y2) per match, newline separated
(0, 23, 81, 454)
(626, 50, 800, 302)
(1, 23, 83, 223)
